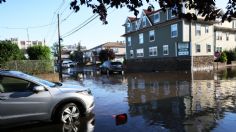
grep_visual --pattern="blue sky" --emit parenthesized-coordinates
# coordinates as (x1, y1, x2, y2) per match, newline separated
(0, 0, 228, 49)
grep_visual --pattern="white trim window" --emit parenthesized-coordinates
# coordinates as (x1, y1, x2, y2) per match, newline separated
(127, 37, 131, 46)
(130, 50, 134, 58)
(136, 48, 144, 57)
(216, 47, 222, 52)
(171, 8, 177, 18)
(127, 22, 131, 32)
(149, 30, 155, 41)
(206, 44, 211, 53)
(196, 44, 201, 53)
(139, 33, 144, 44)
(205, 26, 209, 33)
(216, 31, 222, 40)
(142, 16, 146, 27)
(233, 21, 236, 28)
(226, 33, 229, 41)
(149, 46, 157, 56)
(171, 24, 178, 38)
(163, 45, 169, 55)
(195, 24, 201, 36)
(235, 34, 236, 41)
(154, 12, 160, 23)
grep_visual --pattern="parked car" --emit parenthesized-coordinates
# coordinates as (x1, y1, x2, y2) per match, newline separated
(62, 60, 76, 68)
(100, 61, 123, 74)
(0, 70, 94, 125)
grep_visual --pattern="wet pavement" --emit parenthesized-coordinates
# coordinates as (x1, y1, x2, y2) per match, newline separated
(2, 67, 236, 132)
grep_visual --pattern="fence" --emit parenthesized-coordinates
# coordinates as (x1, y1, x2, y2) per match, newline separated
(1, 60, 54, 74)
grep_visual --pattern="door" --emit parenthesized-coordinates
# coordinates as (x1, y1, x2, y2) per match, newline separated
(0, 75, 52, 125)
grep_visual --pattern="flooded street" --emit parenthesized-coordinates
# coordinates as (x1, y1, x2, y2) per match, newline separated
(2, 67, 236, 132)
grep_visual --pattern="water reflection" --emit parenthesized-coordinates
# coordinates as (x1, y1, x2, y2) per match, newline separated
(50, 67, 236, 131)
(0, 114, 95, 132)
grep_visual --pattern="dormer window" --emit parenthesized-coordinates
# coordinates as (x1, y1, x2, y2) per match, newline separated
(142, 17, 146, 27)
(127, 23, 131, 32)
(154, 12, 160, 23)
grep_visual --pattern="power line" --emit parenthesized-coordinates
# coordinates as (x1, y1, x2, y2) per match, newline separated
(61, 6, 112, 39)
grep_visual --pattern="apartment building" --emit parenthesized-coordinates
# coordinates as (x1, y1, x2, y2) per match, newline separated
(10, 38, 45, 50)
(123, 8, 236, 72)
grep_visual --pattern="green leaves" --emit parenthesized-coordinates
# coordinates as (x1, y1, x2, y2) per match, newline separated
(0, 40, 24, 65)
(27, 45, 51, 60)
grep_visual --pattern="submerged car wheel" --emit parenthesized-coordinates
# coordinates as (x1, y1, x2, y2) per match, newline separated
(60, 103, 80, 123)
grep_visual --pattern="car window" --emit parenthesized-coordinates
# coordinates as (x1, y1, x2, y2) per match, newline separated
(0, 76, 37, 93)
(111, 62, 122, 65)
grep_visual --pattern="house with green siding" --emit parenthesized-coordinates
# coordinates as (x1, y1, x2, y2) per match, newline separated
(122, 8, 236, 72)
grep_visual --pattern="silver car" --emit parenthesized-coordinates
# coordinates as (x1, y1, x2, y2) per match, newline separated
(0, 70, 94, 125)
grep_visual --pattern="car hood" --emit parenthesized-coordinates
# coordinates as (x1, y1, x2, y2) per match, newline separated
(57, 83, 88, 92)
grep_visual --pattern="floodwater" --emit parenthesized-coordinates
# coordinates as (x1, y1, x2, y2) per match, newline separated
(2, 67, 236, 132)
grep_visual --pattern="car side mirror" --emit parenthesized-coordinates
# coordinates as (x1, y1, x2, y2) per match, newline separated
(33, 86, 45, 93)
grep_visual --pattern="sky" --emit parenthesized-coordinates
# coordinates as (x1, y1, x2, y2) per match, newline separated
(0, 0, 228, 49)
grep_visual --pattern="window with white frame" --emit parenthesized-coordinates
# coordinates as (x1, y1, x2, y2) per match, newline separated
(127, 37, 131, 46)
(233, 21, 236, 28)
(142, 17, 146, 27)
(149, 30, 155, 41)
(149, 46, 157, 56)
(127, 23, 131, 32)
(196, 44, 201, 53)
(205, 26, 209, 33)
(226, 33, 229, 41)
(163, 45, 169, 55)
(171, 8, 176, 18)
(216, 47, 222, 52)
(139, 33, 144, 44)
(136, 48, 144, 57)
(195, 24, 201, 36)
(216, 31, 222, 40)
(154, 12, 160, 23)
(130, 50, 134, 58)
(235, 34, 236, 41)
(171, 24, 178, 38)
(206, 44, 211, 53)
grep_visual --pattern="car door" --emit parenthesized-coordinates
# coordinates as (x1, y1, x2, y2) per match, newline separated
(0, 75, 52, 125)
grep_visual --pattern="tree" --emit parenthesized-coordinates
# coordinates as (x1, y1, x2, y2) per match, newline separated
(0, 40, 25, 65)
(1, 1, 235, 23)
(27, 45, 51, 60)
(70, 43, 84, 63)
(69, 0, 236, 24)
(219, 52, 227, 63)
(99, 49, 115, 63)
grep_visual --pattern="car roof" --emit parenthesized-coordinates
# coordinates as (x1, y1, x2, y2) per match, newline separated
(0, 70, 31, 80)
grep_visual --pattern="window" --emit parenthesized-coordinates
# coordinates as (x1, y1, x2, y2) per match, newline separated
(149, 30, 155, 41)
(0, 76, 36, 93)
(235, 34, 236, 41)
(127, 23, 131, 32)
(154, 12, 160, 23)
(142, 17, 146, 27)
(216, 31, 222, 40)
(233, 21, 236, 28)
(206, 44, 211, 53)
(130, 50, 134, 58)
(195, 24, 201, 36)
(178, 43, 189, 56)
(163, 45, 169, 55)
(226, 33, 229, 41)
(171, 8, 176, 18)
(149, 46, 157, 56)
(196, 44, 201, 53)
(136, 49, 144, 57)
(216, 47, 222, 52)
(171, 24, 178, 38)
(127, 37, 131, 46)
(139, 33, 144, 44)
(205, 26, 209, 33)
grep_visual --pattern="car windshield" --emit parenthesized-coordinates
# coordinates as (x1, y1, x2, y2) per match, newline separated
(21, 73, 57, 87)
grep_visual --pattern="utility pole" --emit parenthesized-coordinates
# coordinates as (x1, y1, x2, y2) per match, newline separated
(58, 14, 63, 82)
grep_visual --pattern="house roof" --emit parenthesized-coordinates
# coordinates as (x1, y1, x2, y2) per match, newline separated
(128, 17, 139, 22)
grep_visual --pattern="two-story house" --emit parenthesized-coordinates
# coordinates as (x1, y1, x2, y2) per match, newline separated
(122, 8, 236, 72)
(84, 42, 126, 64)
